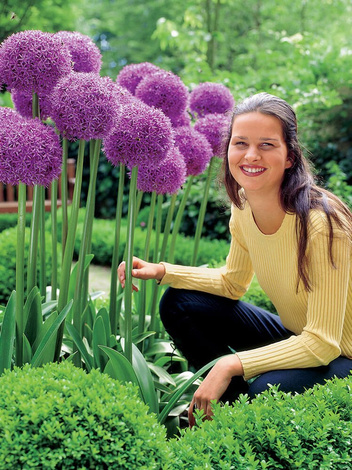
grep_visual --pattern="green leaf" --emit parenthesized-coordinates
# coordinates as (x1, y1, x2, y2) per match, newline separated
(24, 287, 42, 346)
(100, 346, 140, 389)
(92, 315, 107, 371)
(68, 255, 94, 303)
(148, 362, 176, 387)
(32, 311, 58, 362)
(30, 300, 73, 367)
(131, 343, 159, 416)
(0, 291, 16, 374)
(22, 333, 32, 364)
(65, 322, 93, 372)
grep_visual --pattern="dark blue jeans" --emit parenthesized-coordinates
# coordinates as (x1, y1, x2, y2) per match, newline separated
(159, 287, 352, 401)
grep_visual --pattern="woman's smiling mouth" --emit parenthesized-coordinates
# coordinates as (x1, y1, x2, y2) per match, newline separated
(240, 165, 267, 176)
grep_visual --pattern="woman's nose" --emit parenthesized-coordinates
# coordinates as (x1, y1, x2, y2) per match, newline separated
(244, 147, 260, 163)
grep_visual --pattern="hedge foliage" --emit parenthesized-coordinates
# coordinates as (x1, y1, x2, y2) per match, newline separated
(169, 375, 352, 469)
(0, 361, 169, 469)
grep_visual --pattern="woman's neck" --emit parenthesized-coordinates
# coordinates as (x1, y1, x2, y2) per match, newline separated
(246, 193, 286, 235)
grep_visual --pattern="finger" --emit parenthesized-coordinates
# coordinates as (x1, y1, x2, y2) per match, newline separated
(188, 399, 196, 428)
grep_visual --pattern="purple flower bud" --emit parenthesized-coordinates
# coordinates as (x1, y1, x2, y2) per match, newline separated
(0, 30, 72, 95)
(173, 126, 213, 177)
(135, 71, 189, 122)
(49, 72, 119, 141)
(11, 89, 51, 120)
(103, 102, 173, 169)
(194, 113, 231, 157)
(137, 146, 186, 195)
(190, 82, 234, 117)
(116, 62, 161, 95)
(55, 31, 102, 73)
(0, 115, 62, 186)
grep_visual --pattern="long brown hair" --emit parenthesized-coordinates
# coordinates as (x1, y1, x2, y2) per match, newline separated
(222, 92, 352, 291)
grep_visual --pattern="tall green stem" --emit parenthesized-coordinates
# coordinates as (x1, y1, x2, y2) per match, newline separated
(124, 166, 138, 363)
(54, 139, 85, 361)
(109, 164, 126, 334)
(192, 157, 215, 265)
(138, 191, 156, 337)
(39, 185, 46, 298)
(168, 176, 194, 263)
(160, 193, 177, 261)
(27, 185, 40, 294)
(50, 179, 58, 300)
(73, 139, 100, 348)
(15, 182, 26, 366)
(61, 138, 69, 254)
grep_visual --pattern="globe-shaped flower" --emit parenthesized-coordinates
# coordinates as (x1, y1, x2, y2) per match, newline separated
(116, 62, 160, 95)
(170, 110, 192, 128)
(137, 146, 186, 195)
(190, 82, 234, 117)
(55, 31, 102, 73)
(0, 30, 72, 95)
(194, 113, 231, 156)
(103, 102, 173, 168)
(11, 89, 52, 120)
(135, 71, 189, 122)
(173, 126, 213, 177)
(0, 115, 62, 186)
(49, 72, 120, 141)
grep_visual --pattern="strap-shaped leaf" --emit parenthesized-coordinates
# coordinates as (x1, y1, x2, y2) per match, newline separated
(31, 300, 73, 367)
(65, 322, 93, 372)
(92, 315, 107, 371)
(0, 291, 16, 375)
(24, 287, 42, 346)
(100, 346, 140, 389)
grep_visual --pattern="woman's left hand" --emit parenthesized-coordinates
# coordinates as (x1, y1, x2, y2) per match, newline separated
(188, 354, 244, 427)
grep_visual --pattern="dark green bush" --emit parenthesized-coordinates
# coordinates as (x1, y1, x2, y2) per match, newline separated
(0, 226, 61, 304)
(0, 212, 32, 233)
(0, 361, 170, 470)
(170, 376, 352, 469)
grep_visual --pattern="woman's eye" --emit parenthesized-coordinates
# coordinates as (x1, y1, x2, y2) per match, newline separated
(261, 142, 273, 147)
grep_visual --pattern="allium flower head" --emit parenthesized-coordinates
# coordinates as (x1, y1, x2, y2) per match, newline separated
(11, 89, 51, 120)
(55, 31, 102, 73)
(0, 115, 62, 186)
(135, 71, 189, 122)
(0, 30, 72, 95)
(116, 62, 160, 95)
(174, 126, 213, 177)
(137, 146, 186, 195)
(194, 113, 231, 157)
(0, 106, 20, 122)
(171, 110, 192, 128)
(190, 82, 234, 117)
(49, 72, 119, 141)
(103, 102, 173, 168)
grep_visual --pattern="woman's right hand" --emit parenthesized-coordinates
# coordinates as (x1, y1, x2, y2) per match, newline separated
(118, 256, 166, 292)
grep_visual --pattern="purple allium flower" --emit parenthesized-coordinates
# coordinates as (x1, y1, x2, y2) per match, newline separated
(194, 113, 231, 157)
(135, 71, 189, 122)
(0, 106, 20, 122)
(49, 72, 119, 141)
(173, 126, 213, 177)
(171, 110, 192, 128)
(55, 31, 102, 73)
(103, 102, 173, 168)
(116, 62, 160, 95)
(11, 89, 52, 120)
(0, 115, 62, 186)
(0, 30, 72, 95)
(189, 82, 234, 117)
(137, 146, 186, 195)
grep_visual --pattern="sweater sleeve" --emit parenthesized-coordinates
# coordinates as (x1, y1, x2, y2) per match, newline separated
(160, 206, 254, 299)
(237, 228, 351, 380)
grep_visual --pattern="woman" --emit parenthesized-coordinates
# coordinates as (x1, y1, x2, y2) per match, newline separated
(118, 93, 352, 427)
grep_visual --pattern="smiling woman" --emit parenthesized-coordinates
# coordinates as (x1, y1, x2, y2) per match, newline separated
(118, 93, 352, 427)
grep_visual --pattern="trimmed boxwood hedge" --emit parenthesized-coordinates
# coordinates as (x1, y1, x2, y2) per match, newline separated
(0, 361, 170, 469)
(169, 375, 352, 469)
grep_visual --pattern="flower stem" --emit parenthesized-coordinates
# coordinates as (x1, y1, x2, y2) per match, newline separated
(61, 138, 69, 254)
(160, 193, 177, 261)
(55, 139, 85, 361)
(39, 185, 46, 298)
(27, 185, 40, 294)
(109, 164, 126, 334)
(192, 156, 215, 265)
(15, 182, 26, 366)
(137, 190, 156, 338)
(168, 175, 194, 263)
(124, 166, 138, 363)
(50, 179, 58, 300)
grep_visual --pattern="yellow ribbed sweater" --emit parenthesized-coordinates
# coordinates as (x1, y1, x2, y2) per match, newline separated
(160, 203, 352, 380)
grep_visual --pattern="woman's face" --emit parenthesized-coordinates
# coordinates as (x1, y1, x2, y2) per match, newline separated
(227, 112, 291, 199)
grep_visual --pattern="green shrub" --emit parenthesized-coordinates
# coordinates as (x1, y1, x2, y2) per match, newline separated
(0, 212, 32, 233)
(0, 361, 170, 470)
(170, 376, 352, 469)
(0, 226, 61, 304)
